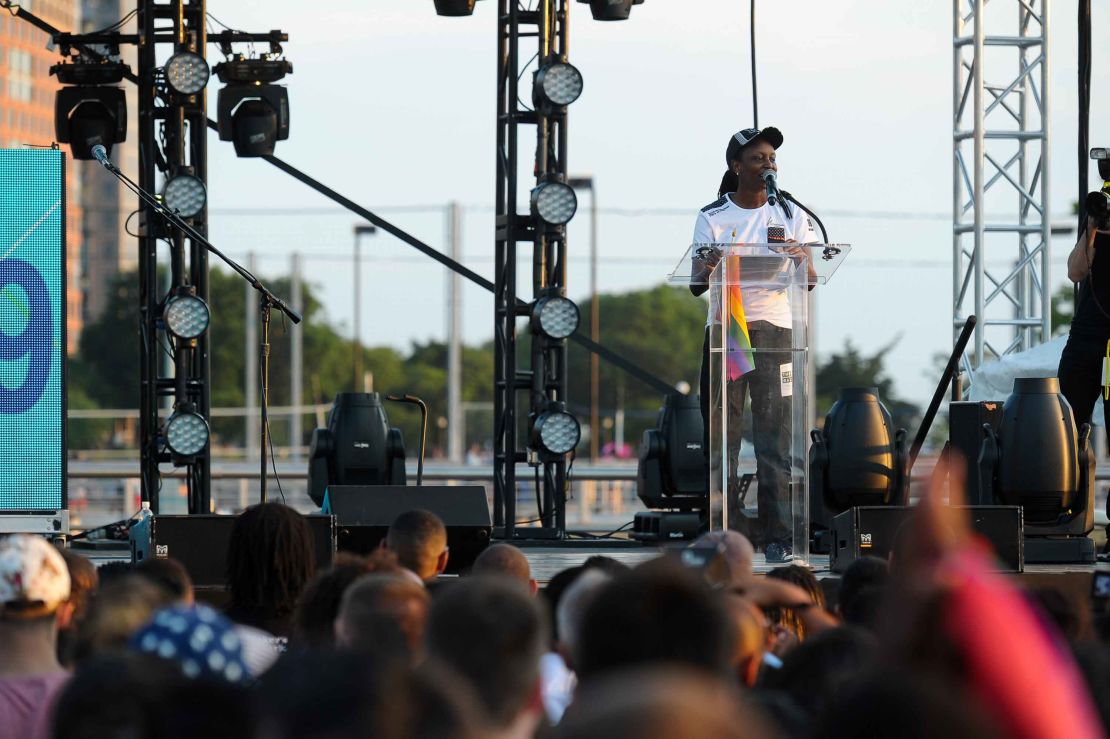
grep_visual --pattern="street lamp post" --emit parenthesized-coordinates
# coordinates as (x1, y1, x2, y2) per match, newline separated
(568, 176, 598, 461)
(353, 224, 377, 391)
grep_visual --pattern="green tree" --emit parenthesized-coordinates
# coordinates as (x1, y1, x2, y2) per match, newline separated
(564, 284, 706, 452)
(815, 338, 921, 435)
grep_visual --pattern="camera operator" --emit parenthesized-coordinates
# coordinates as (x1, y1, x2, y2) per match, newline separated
(1059, 215, 1110, 435)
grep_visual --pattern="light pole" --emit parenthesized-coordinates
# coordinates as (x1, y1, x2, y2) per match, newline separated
(568, 176, 598, 461)
(353, 224, 377, 391)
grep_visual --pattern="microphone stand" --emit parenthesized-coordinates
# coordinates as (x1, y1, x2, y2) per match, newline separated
(92, 150, 302, 507)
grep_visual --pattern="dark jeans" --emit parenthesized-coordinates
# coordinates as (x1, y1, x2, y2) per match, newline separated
(699, 321, 792, 545)
(1058, 332, 1110, 448)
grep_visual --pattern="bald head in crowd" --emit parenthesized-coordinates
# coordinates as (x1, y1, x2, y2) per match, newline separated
(335, 573, 429, 664)
(471, 544, 537, 594)
(386, 510, 449, 582)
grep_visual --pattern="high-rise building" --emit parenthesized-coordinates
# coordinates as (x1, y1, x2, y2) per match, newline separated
(0, 1, 84, 353)
(78, 0, 137, 325)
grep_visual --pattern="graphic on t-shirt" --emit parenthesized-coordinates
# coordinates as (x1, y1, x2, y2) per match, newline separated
(767, 225, 785, 243)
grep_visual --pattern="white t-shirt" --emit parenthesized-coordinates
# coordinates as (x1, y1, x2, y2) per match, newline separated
(691, 195, 817, 328)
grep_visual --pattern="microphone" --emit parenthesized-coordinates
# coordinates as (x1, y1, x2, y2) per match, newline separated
(90, 144, 110, 168)
(761, 169, 781, 206)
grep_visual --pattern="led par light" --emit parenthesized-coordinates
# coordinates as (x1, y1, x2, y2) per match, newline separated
(162, 173, 207, 218)
(164, 51, 210, 95)
(163, 287, 210, 341)
(165, 407, 210, 457)
(433, 0, 476, 15)
(532, 403, 581, 457)
(531, 293, 580, 340)
(534, 62, 583, 107)
(531, 179, 578, 226)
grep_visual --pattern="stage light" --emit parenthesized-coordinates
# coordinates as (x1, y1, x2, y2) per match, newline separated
(532, 403, 580, 457)
(531, 179, 578, 226)
(53, 85, 127, 161)
(214, 58, 292, 158)
(164, 52, 210, 95)
(163, 287, 210, 341)
(979, 378, 1094, 549)
(433, 0, 476, 15)
(534, 62, 583, 107)
(577, 0, 637, 21)
(809, 387, 908, 515)
(165, 407, 210, 457)
(636, 393, 707, 509)
(531, 292, 580, 340)
(162, 173, 206, 218)
(307, 393, 407, 507)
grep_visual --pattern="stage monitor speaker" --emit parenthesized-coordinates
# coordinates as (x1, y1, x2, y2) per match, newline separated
(130, 514, 337, 588)
(829, 505, 1023, 573)
(324, 485, 491, 574)
(0, 150, 67, 518)
(949, 401, 1004, 505)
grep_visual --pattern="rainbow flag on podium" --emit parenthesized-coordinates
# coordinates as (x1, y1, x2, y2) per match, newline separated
(724, 255, 755, 380)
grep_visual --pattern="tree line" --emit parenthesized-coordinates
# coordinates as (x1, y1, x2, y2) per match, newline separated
(68, 268, 921, 456)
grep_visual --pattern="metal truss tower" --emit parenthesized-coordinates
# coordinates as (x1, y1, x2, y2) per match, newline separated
(953, 0, 1052, 371)
(137, 0, 211, 513)
(494, 0, 572, 539)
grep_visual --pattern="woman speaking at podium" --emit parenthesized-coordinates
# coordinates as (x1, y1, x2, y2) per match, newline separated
(689, 126, 816, 563)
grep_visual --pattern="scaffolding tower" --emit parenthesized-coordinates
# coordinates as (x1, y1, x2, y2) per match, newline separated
(953, 0, 1052, 372)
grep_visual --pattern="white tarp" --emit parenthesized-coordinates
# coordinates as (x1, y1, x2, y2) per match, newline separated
(968, 334, 1106, 427)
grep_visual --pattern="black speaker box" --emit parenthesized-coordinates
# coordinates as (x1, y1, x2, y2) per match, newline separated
(949, 401, 1004, 505)
(324, 485, 491, 574)
(829, 505, 1023, 573)
(130, 514, 336, 588)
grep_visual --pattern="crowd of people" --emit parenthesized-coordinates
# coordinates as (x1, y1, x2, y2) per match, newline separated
(2, 466, 1110, 739)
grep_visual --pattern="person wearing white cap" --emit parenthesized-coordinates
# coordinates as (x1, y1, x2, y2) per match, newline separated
(0, 534, 73, 739)
(689, 127, 818, 564)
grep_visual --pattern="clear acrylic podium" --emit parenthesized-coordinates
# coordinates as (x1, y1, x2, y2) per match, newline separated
(669, 243, 849, 564)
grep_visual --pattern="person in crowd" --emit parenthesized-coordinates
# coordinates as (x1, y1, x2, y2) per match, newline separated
(133, 557, 194, 605)
(0, 534, 71, 739)
(574, 558, 735, 684)
(814, 668, 1000, 739)
(471, 543, 537, 595)
(57, 550, 98, 669)
(543, 569, 613, 722)
(1059, 215, 1110, 452)
(691, 529, 755, 588)
(334, 572, 429, 666)
(836, 555, 888, 632)
(129, 604, 254, 684)
(225, 503, 316, 675)
(292, 550, 401, 650)
(71, 576, 175, 663)
(52, 652, 191, 739)
(763, 564, 827, 649)
(386, 509, 450, 584)
(225, 502, 315, 639)
(426, 578, 547, 739)
(556, 666, 773, 739)
(760, 626, 878, 721)
(555, 569, 611, 675)
(255, 652, 478, 739)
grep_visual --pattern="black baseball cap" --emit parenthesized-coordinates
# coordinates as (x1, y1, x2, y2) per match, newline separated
(725, 126, 784, 164)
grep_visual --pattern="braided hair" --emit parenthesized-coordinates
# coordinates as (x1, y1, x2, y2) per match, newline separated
(226, 503, 315, 620)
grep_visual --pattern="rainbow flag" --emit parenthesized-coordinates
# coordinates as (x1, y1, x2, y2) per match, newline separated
(724, 255, 756, 380)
